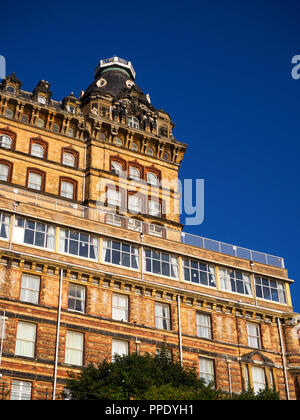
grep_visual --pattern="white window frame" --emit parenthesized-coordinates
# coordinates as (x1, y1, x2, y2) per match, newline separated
(128, 116, 139, 129)
(59, 228, 99, 260)
(129, 166, 140, 180)
(13, 217, 55, 250)
(148, 223, 163, 238)
(196, 313, 212, 339)
(219, 268, 252, 296)
(247, 322, 262, 349)
(37, 95, 47, 105)
(63, 152, 76, 167)
(61, 180, 74, 200)
(128, 218, 143, 232)
(128, 195, 142, 214)
(147, 172, 158, 186)
(255, 276, 286, 304)
(155, 302, 171, 330)
(111, 161, 123, 176)
(148, 199, 162, 217)
(112, 339, 129, 362)
(0, 212, 10, 239)
(15, 322, 36, 358)
(112, 293, 129, 321)
(10, 380, 32, 400)
(65, 330, 84, 366)
(0, 135, 12, 149)
(103, 239, 139, 270)
(20, 273, 40, 305)
(0, 163, 9, 181)
(107, 188, 122, 207)
(251, 366, 266, 394)
(31, 143, 44, 158)
(68, 284, 86, 313)
(28, 172, 42, 191)
(199, 357, 215, 385)
(183, 259, 216, 288)
(144, 248, 179, 279)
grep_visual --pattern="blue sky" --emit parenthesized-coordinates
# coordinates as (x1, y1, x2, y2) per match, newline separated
(1, 0, 300, 312)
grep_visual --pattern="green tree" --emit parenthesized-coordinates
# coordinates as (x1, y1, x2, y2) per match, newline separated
(63, 351, 280, 400)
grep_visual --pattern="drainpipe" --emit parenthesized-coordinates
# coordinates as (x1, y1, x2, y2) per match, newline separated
(277, 317, 290, 400)
(52, 268, 63, 400)
(0, 310, 7, 378)
(227, 358, 232, 395)
(177, 295, 183, 366)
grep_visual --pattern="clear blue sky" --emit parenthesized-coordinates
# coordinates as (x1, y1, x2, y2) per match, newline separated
(1, 0, 299, 312)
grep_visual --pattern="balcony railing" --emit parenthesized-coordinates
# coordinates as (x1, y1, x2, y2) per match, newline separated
(0, 183, 285, 269)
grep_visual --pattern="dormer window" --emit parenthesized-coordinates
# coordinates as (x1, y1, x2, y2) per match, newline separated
(37, 96, 47, 105)
(131, 142, 139, 152)
(114, 137, 123, 147)
(146, 147, 154, 156)
(7, 86, 16, 94)
(66, 105, 76, 114)
(162, 152, 170, 161)
(126, 80, 135, 88)
(128, 116, 139, 129)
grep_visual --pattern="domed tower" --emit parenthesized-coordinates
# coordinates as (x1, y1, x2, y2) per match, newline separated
(80, 57, 187, 234)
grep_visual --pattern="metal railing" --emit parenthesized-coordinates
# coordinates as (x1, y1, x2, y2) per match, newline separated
(0, 183, 285, 269)
(181, 232, 285, 268)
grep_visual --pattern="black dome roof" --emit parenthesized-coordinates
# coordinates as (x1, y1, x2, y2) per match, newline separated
(81, 68, 155, 111)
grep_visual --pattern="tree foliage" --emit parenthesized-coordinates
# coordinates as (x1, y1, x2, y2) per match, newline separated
(63, 351, 280, 400)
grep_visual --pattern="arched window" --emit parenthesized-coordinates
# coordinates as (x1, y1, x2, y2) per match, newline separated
(162, 152, 170, 161)
(131, 142, 139, 152)
(0, 135, 12, 149)
(128, 116, 139, 129)
(27, 171, 43, 191)
(146, 147, 154, 156)
(147, 172, 158, 186)
(114, 137, 123, 147)
(31, 143, 45, 158)
(111, 161, 123, 176)
(68, 127, 75, 137)
(7, 86, 16, 94)
(37, 96, 47, 105)
(52, 123, 59, 132)
(129, 167, 140, 181)
(0, 163, 9, 182)
(36, 118, 45, 128)
(66, 105, 76, 114)
(63, 153, 76, 168)
(60, 181, 74, 200)
(4, 109, 14, 118)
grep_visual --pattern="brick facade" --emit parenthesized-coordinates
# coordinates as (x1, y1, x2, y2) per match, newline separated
(0, 59, 299, 400)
